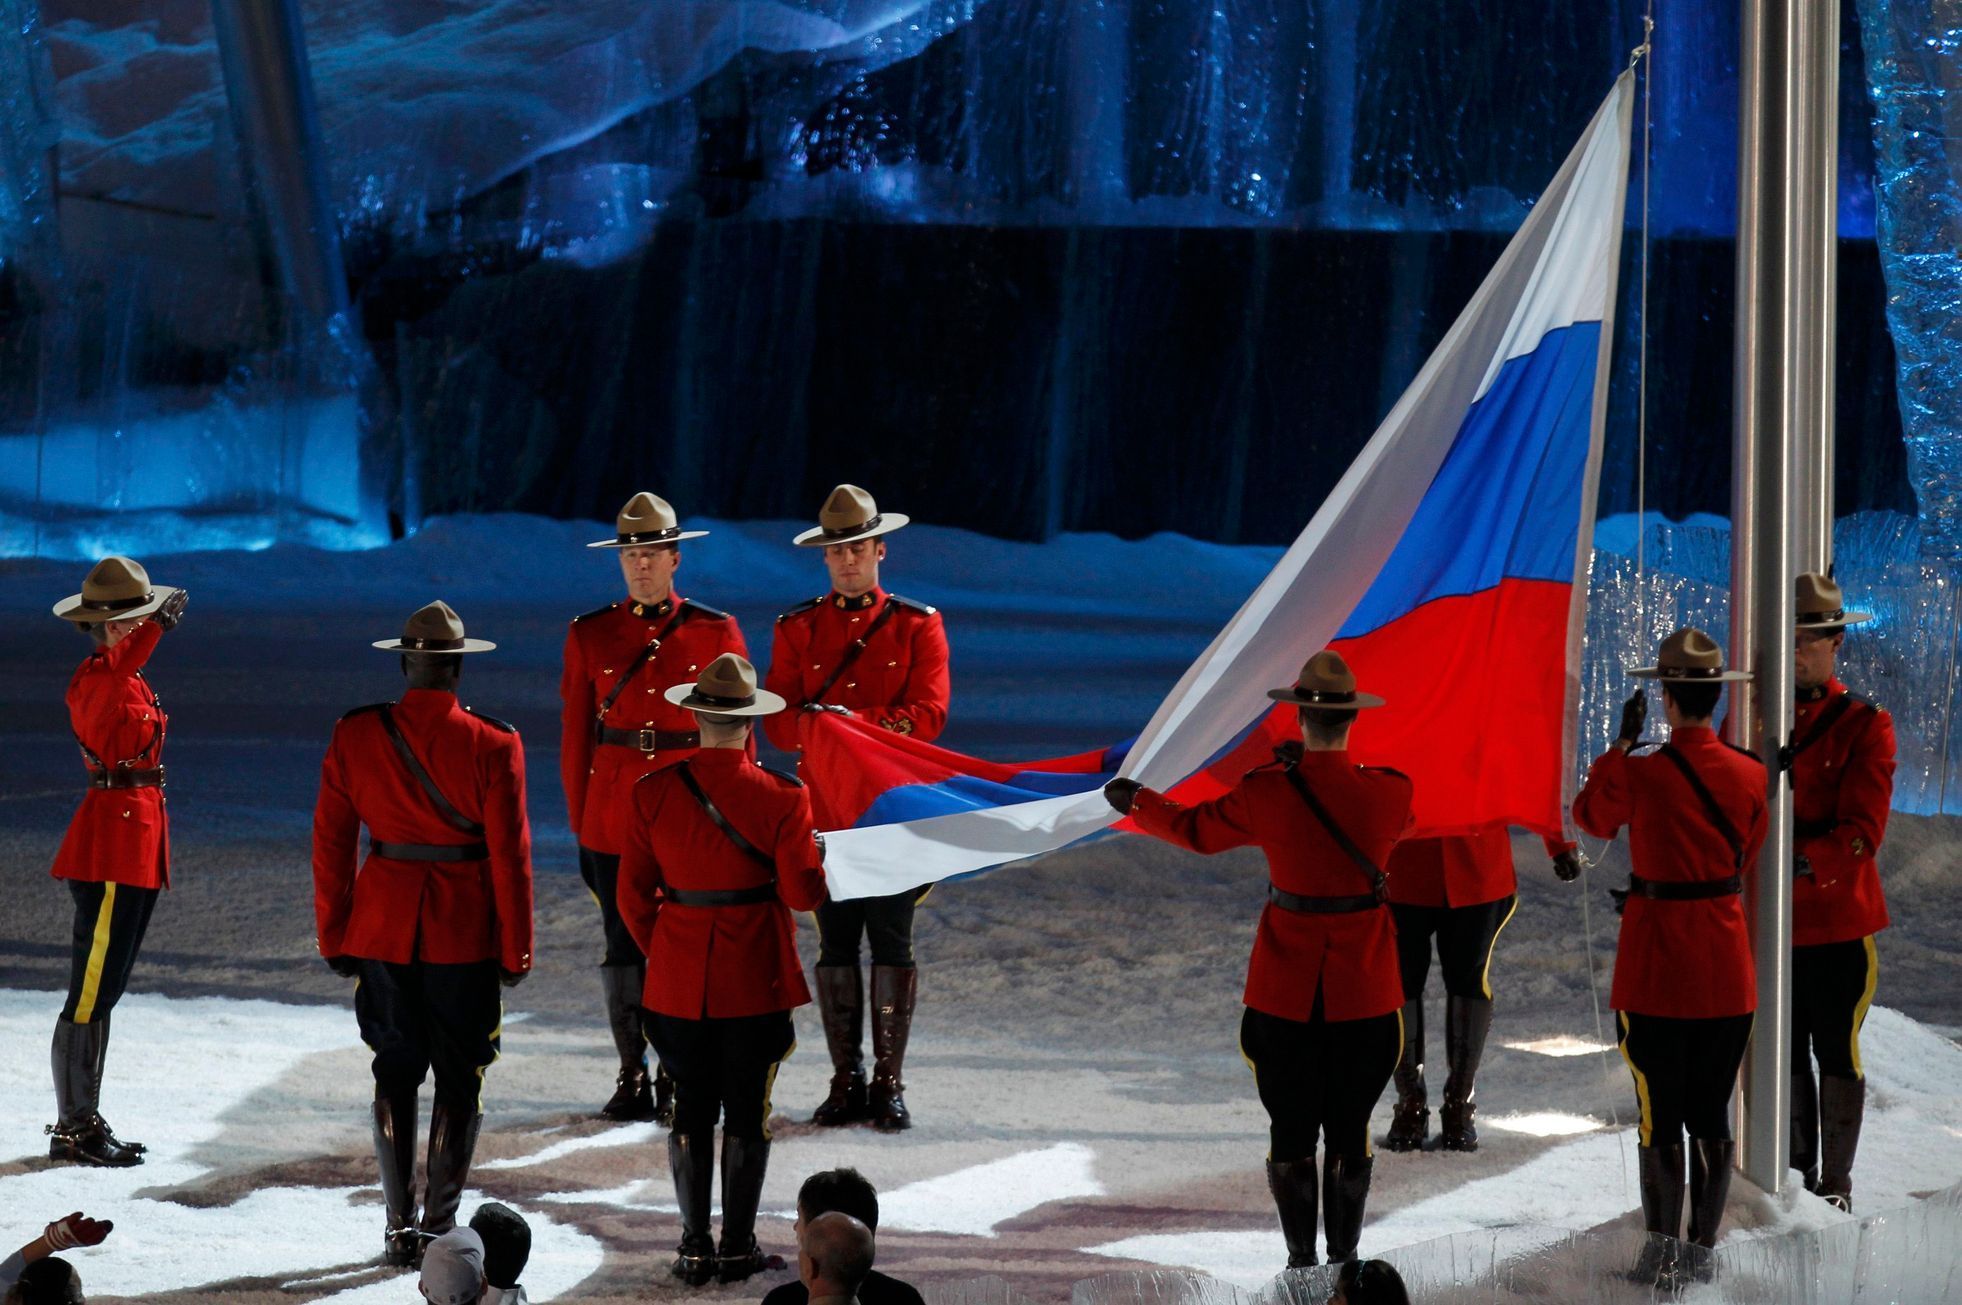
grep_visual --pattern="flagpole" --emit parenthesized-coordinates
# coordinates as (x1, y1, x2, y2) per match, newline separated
(1733, 0, 1827, 1194)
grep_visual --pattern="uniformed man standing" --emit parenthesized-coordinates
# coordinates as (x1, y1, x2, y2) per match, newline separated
(1788, 572, 1895, 1212)
(1573, 628, 1765, 1287)
(763, 486, 949, 1132)
(1106, 651, 1411, 1270)
(618, 654, 828, 1285)
(1382, 830, 1580, 1153)
(313, 602, 535, 1265)
(560, 493, 747, 1123)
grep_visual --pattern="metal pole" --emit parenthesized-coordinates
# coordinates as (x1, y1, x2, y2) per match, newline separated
(1808, 0, 1840, 574)
(210, 0, 348, 326)
(1733, 0, 1814, 1194)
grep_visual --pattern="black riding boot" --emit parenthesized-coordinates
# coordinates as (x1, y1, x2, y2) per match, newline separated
(1266, 1157, 1319, 1269)
(1682, 1136, 1734, 1283)
(46, 1018, 140, 1168)
(1439, 995, 1492, 1152)
(717, 1135, 775, 1282)
(1791, 1064, 1820, 1192)
(868, 965, 917, 1131)
(90, 1013, 145, 1154)
(1818, 1074, 1866, 1212)
(669, 1131, 717, 1285)
(1384, 999, 1427, 1152)
(419, 1103, 483, 1237)
(812, 965, 867, 1126)
(372, 1089, 422, 1265)
(1321, 1153, 1373, 1264)
(1630, 1140, 1687, 1288)
(599, 964, 656, 1121)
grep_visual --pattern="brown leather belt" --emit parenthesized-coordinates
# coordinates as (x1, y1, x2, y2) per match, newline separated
(596, 726, 701, 754)
(369, 839, 491, 862)
(88, 767, 165, 790)
(664, 884, 778, 907)
(1268, 884, 1382, 914)
(1626, 873, 1743, 901)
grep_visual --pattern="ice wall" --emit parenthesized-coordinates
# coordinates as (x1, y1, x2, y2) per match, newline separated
(0, 0, 57, 274)
(1857, 0, 1962, 562)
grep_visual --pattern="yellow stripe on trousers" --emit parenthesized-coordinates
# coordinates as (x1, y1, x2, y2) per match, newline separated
(74, 883, 118, 1025)
(1479, 895, 1521, 1000)
(1617, 1011, 1656, 1147)
(760, 1037, 797, 1141)
(1850, 935, 1879, 1079)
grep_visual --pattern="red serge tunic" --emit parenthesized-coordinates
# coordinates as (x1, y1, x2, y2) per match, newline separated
(617, 748, 828, 1019)
(1131, 752, 1413, 1022)
(1791, 680, 1894, 946)
(559, 596, 747, 856)
(1573, 726, 1767, 1018)
(312, 689, 536, 973)
(762, 588, 950, 754)
(52, 622, 170, 890)
(1386, 828, 1517, 908)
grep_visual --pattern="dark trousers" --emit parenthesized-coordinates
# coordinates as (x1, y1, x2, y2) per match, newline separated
(1793, 937, 1877, 1080)
(1616, 1010, 1754, 1146)
(1241, 1003, 1402, 1161)
(645, 1010, 795, 1139)
(61, 880, 159, 1024)
(579, 846, 645, 966)
(1391, 895, 1517, 1001)
(816, 889, 922, 967)
(356, 959, 502, 1111)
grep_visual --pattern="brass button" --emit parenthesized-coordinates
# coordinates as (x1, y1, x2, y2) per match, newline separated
(122, 809, 131, 818)
(603, 668, 614, 675)
(887, 660, 898, 668)
(847, 681, 857, 690)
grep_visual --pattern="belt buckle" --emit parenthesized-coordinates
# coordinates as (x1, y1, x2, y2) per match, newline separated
(637, 728, 659, 754)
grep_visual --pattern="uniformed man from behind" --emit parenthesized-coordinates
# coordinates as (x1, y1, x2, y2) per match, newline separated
(1788, 572, 1896, 1212)
(618, 654, 828, 1285)
(313, 601, 535, 1266)
(560, 493, 747, 1124)
(763, 485, 949, 1131)
(1106, 651, 1412, 1271)
(1573, 627, 1765, 1289)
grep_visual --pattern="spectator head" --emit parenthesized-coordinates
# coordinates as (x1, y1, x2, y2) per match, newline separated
(1327, 1258, 1410, 1305)
(419, 1228, 487, 1305)
(469, 1203, 532, 1290)
(798, 1212, 875, 1298)
(796, 1166, 881, 1233)
(8, 1257, 83, 1305)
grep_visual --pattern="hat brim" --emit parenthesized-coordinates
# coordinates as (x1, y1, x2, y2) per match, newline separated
(1265, 687, 1387, 710)
(587, 530, 711, 548)
(1629, 667, 1752, 683)
(792, 513, 910, 547)
(53, 584, 180, 624)
(1795, 610, 1874, 630)
(661, 683, 788, 716)
(371, 638, 499, 654)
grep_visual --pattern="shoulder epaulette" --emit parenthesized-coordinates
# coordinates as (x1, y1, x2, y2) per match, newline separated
(679, 598, 735, 622)
(777, 595, 825, 622)
(571, 602, 618, 624)
(465, 706, 518, 734)
(761, 764, 805, 789)
(887, 594, 937, 616)
(339, 702, 392, 722)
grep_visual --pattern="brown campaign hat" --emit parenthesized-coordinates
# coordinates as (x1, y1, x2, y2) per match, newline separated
(1631, 626, 1751, 682)
(587, 492, 710, 549)
(1265, 649, 1387, 710)
(663, 652, 787, 717)
(1794, 572, 1874, 630)
(792, 484, 911, 547)
(371, 600, 498, 654)
(52, 555, 179, 624)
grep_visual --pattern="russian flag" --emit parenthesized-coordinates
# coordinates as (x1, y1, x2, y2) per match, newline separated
(813, 74, 1632, 898)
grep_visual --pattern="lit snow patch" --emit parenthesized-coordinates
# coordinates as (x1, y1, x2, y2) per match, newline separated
(1505, 1034, 1614, 1057)
(479, 1121, 660, 1169)
(0, 990, 603, 1300)
(880, 1143, 1105, 1237)
(1484, 1110, 1604, 1138)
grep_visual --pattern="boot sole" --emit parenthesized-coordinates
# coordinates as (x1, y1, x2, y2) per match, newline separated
(48, 1144, 142, 1168)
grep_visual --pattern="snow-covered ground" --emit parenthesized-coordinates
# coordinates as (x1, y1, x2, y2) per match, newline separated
(1, 514, 1958, 1302)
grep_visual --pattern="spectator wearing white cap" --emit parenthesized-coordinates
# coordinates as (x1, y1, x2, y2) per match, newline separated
(418, 1229, 486, 1305)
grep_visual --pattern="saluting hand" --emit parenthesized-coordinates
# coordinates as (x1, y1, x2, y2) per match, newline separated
(153, 588, 189, 632)
(1615, 688, 1648, 748)
(1103, 778, 1142, 815)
